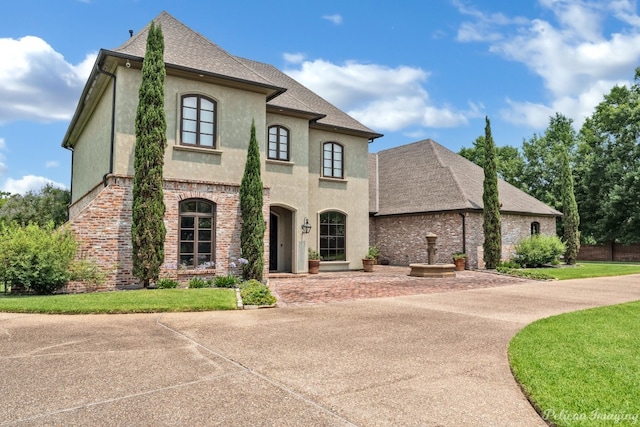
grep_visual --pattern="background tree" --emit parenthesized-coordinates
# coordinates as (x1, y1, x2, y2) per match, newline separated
(560, 146, 580, 264)
(459, 136, 526, 189)
(0, 185, 70, 227)
(240, 120, 265, 281)
(131, 21, 167, 288)
(482, 117, 502, 269)
(574, 72, 640, 244)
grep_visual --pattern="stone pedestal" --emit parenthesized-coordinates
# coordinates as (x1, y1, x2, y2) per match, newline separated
(409, 263, 456, 278)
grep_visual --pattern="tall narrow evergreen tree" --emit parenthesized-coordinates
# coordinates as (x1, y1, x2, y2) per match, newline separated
(131, 21, 167, 287)
(560, 146, 580, 264)
(482, 116, 502, 269)
(240, 120, 265, 281)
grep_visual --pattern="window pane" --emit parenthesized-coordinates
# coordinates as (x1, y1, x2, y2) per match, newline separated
(198, 242, 211, 254)
(200, 122, 214, 135)
(183, 120, 197, 133)
(200, 134, 214, 147)
(199, 217, 212, 228)
(201, 98, 214, 111)
(181, 202, 197, 213)
(197, 201, 213, 214)
(180, 255, 193, 267)
(180, 217, 194, 229)
(180, 230, 194, 241)
(180, 242, 194, 253)
(200, 110, 214, 123)
(183, 107, 197, 121)
(183, 96, 197, 108)
(182, 132, 196, 144)
(324, 167, 332, 176)
(269, 149, 278, 159)
(197, 254, 211, 265)
(198, 230, 211, 241)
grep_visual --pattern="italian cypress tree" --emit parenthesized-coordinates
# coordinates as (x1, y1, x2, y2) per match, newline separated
(560, 146, 580, 264)
(240, 120, 265, 281)
(482, 116, 502, 269)
(131, 21, 167, 287)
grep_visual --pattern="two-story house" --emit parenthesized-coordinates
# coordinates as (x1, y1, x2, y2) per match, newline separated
(62, 12, 382, 288)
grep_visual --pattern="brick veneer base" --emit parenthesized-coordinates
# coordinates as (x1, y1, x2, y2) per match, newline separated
(68, 175, 269, 290)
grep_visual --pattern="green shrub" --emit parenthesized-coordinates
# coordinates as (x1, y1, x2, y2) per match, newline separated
(187, 277, 212, 288)
(214, 274, 240, 288)
(513, 235, 566, 268)
(497, 267, 553, 280)
(156, 278, 179, 289)
(498, 259, 521, 270)
(240, 279, 276, 306)
(0, 222, 95, 294)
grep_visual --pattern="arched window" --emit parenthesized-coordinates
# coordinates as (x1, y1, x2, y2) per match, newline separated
(323, 142, 343, 178)
(179, 199, 216, 268)
(268, 125, 289, 161)
(180, 94, 216, 148)
(319, 211, 346, 261)
(531, 221, 540, 235)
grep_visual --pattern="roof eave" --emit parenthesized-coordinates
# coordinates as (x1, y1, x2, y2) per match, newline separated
(310, 121, 383, 141)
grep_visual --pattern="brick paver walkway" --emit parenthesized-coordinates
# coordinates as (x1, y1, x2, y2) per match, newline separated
(269, 265, 534, 306)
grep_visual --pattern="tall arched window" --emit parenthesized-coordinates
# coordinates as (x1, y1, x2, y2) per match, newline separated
(531, 221, 540, 235)
(179, 199, 216, 268)
(180, 94, 216, 148)
(323, 142, 343, 178)
(319, 211, 346, 261)
(268, 125, 289, 161)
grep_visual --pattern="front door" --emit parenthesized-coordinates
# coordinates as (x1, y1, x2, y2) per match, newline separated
(269, 213, 278, 271)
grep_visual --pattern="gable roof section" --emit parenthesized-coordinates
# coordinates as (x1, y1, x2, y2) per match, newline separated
(235, 57, 382, 138)
(371, 139, 561, 217)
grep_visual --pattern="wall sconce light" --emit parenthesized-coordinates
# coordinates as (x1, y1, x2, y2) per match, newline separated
(301, 217, 312, 234)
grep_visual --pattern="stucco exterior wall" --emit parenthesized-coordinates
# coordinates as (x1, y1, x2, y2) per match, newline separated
(370, 211, 558, 269)
(309, 129, 370, 270)
(70, 78, 114, 203)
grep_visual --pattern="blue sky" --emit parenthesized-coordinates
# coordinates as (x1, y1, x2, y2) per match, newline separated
(2, 0, 640, 194)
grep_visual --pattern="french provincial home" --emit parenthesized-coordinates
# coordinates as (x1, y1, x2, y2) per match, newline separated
(62, 12, 382, 289)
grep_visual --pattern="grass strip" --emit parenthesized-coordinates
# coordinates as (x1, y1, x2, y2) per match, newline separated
(0, 288, 237, 314)
(509, 301, 640, 426)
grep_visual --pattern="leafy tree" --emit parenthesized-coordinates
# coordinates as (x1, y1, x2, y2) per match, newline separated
(459, 137, 525, 189)
(131, 21, 167, 288)
(560, 146, 580, 264)
(0, 185, 70, 227)
(575, 72, 640, 244)
(240, 120, 265, 281)
(482, 117, 502, 269)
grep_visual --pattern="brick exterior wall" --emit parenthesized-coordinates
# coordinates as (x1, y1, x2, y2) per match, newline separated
(579, 243, 640, 262)
(68, 175, 269, 290)
(370, 211, 557, 269)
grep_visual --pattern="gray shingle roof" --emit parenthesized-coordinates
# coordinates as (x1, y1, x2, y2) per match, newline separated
(370, 139, 561, 217)
(111, 11, 380, 139)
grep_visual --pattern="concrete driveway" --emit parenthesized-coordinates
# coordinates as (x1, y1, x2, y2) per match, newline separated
(2, 274, 640, 426)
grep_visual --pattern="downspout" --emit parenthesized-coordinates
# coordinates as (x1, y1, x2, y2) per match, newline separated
(96, 63, 116, 187)
(459, 212, 466, 255)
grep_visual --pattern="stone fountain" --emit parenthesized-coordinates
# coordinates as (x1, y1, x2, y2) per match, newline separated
(408, 232, 456, 278)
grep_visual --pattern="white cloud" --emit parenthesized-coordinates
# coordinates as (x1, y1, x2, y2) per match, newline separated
(322, 14, 343, 25)
(1, 175, 67, 195)
(0, 36, 96, 124)
(285, 59, 480, 131)
(283, 52, 305, 64)
(45, 160, 60, 168)
(458, 0, 640, 129)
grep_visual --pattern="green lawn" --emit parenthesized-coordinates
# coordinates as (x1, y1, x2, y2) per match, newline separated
(0, 288, 238, 314)
(509, 301, 640, 426)
(524, 261, 640, 280)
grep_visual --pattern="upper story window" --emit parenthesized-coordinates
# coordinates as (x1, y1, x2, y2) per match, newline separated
(323, 142, 343, 178)
(268, 125, 290, 161)
(179, 199, 216, 269)
(181, 95, 216, 148)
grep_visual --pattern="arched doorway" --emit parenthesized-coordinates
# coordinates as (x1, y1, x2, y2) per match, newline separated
(269, 206, 294, 273)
